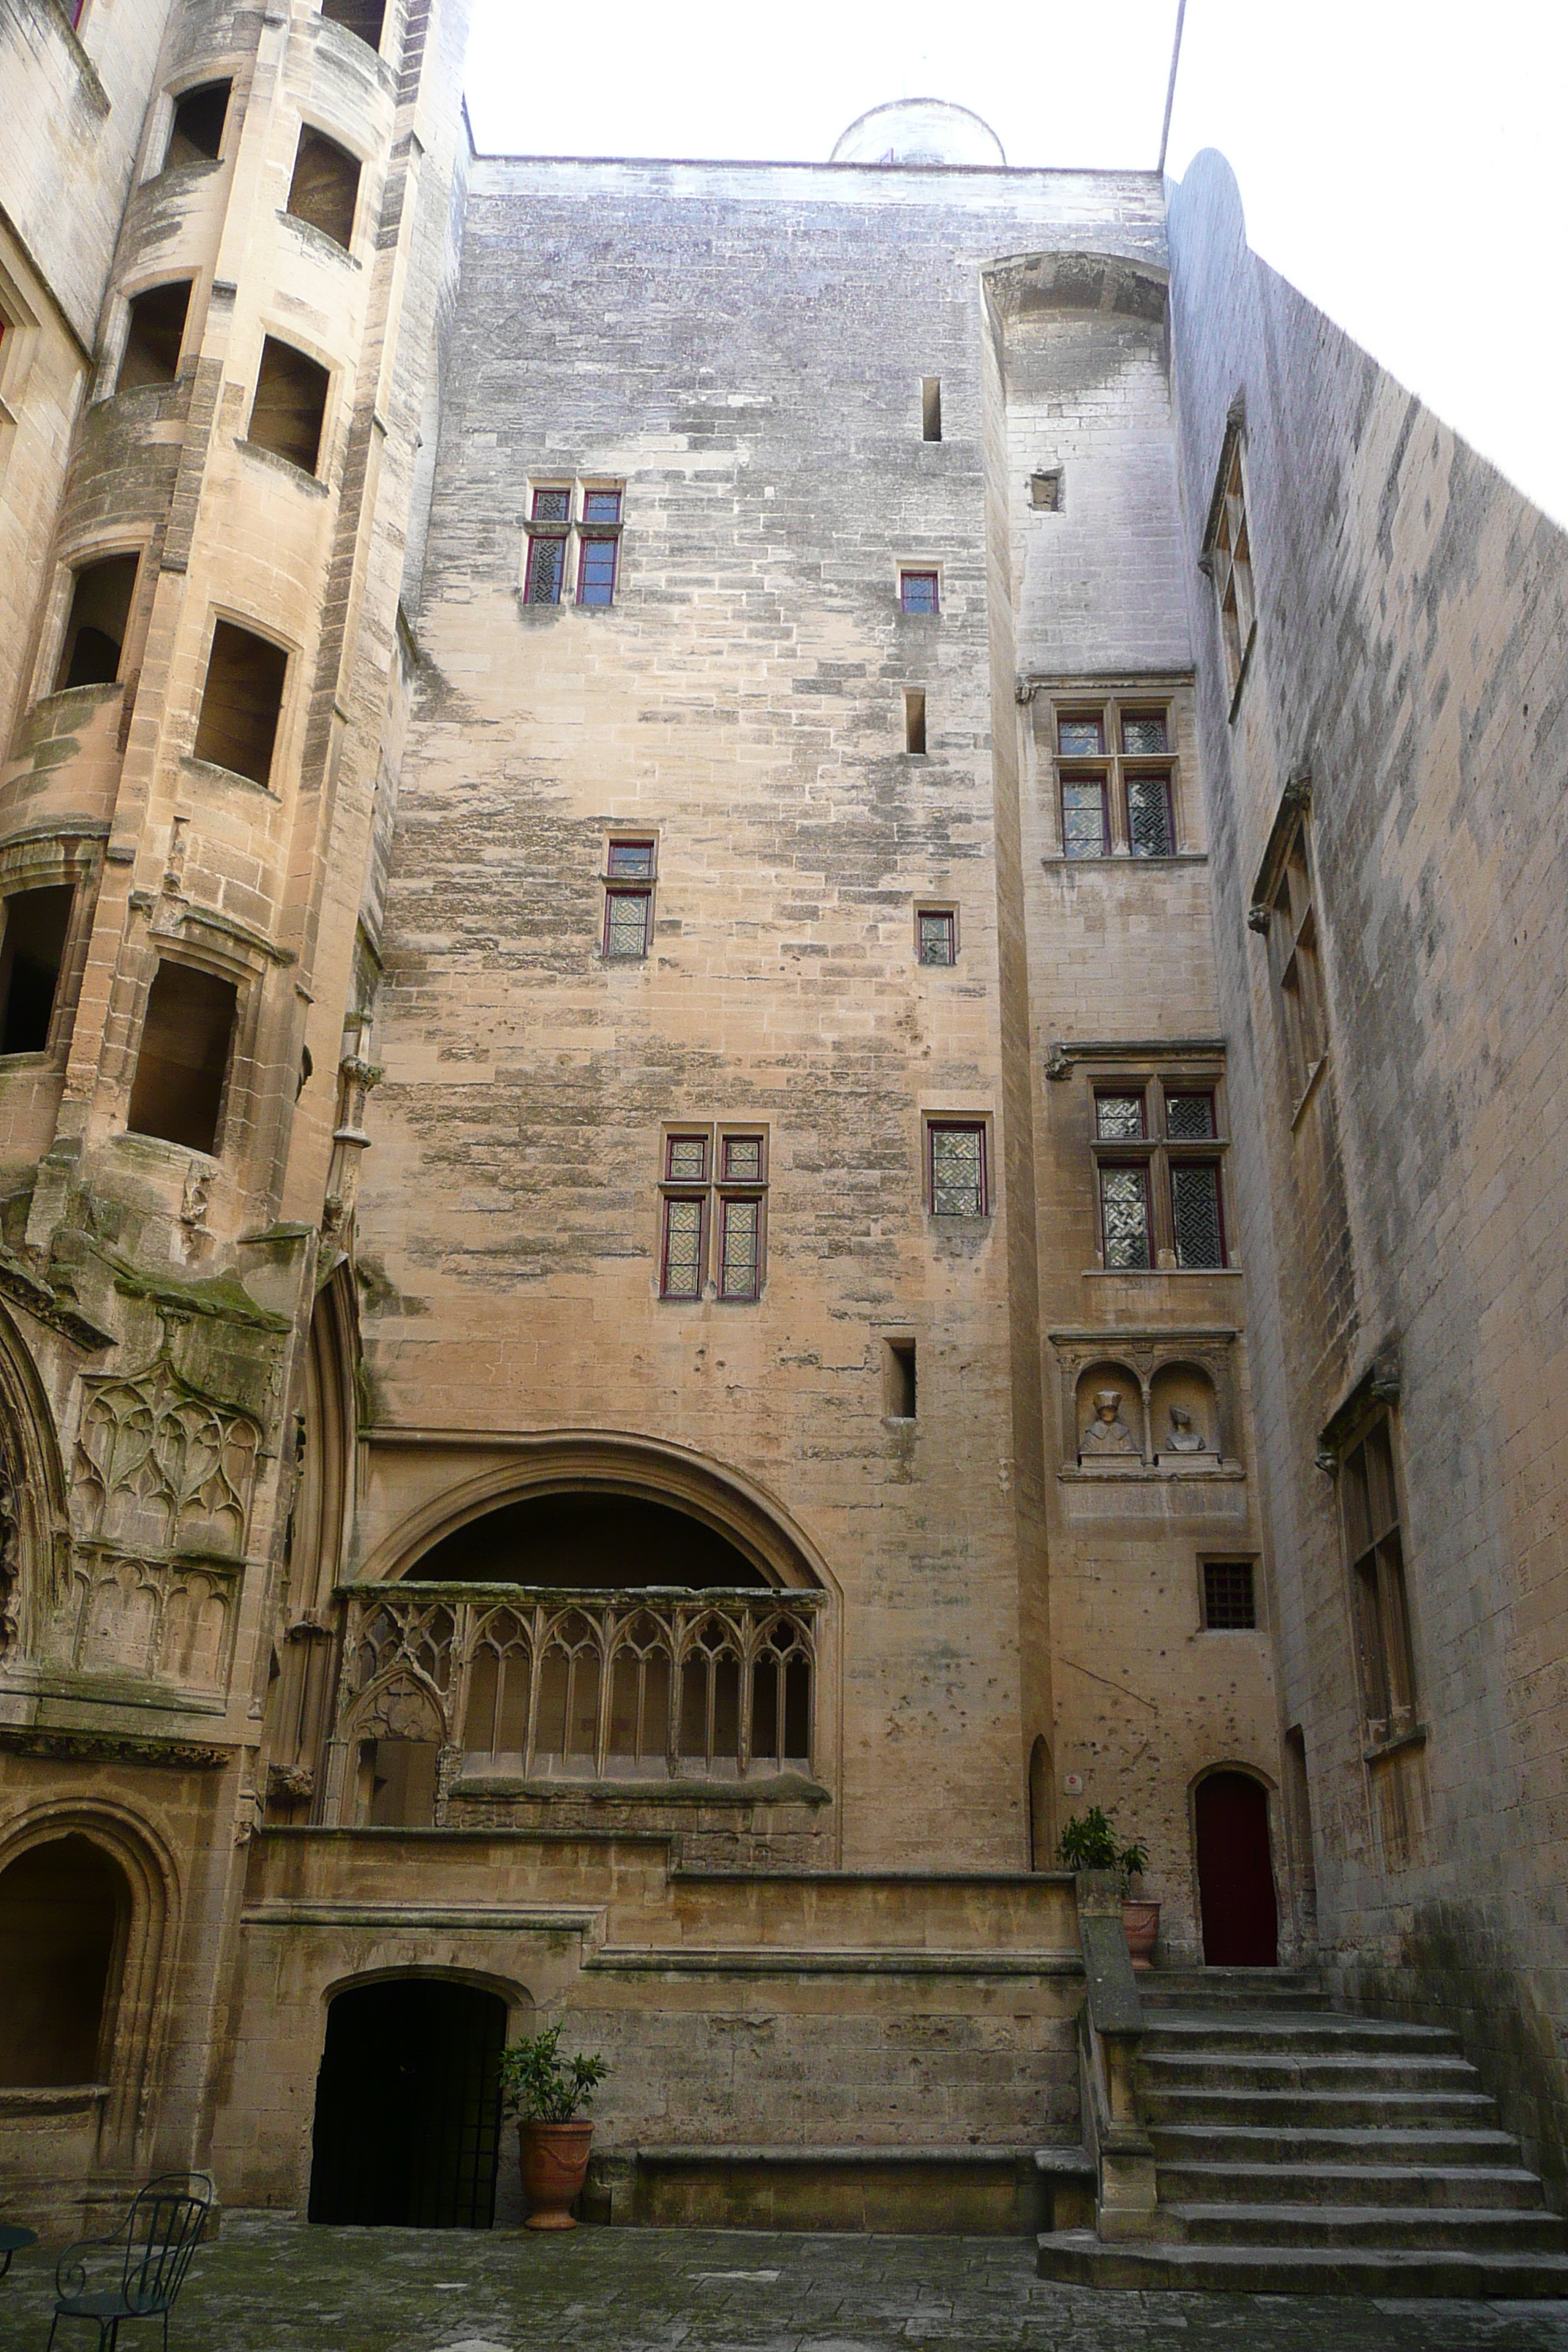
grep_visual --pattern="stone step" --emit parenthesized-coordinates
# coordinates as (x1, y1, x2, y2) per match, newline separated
(1036, 2229, 1568, 2297)
(1140, 2049, 1483, 2095)
(1150, 2122, 1520, 2168)
(1154, 2159, 1545, 2210)
(1167, 2201, 1568, 2252)
(1139, 1970, 1330, 2012)
(1142, 2085, 1498, 2129)
(1142, 2012, 1460, 2057)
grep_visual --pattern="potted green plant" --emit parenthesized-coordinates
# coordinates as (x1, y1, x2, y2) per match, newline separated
(498, 2023, 610, 2229)
(1058, 1805, 1158, 1969)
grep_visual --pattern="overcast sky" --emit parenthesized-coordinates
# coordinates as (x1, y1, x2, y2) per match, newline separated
(463, 0, 1566, 528)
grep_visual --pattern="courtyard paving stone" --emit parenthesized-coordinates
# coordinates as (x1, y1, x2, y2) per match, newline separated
(1, 2215, 1567, 2352)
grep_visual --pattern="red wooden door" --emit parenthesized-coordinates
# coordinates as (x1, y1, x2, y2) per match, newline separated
(1195, 1771, 1278, 1965)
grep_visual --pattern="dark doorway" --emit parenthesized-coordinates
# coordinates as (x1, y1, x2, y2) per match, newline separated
(1195, 1771, 1278, 1966)
(0, 1835, 127, 2085)
(308, 1978, 506, 2226)
(412, 1490, 767, 1588)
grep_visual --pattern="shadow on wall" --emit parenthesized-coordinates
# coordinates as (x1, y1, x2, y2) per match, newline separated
(409, 1492, 771, 1588)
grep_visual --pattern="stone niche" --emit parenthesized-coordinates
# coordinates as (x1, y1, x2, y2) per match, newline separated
(1051, 1329, 1242, 1480)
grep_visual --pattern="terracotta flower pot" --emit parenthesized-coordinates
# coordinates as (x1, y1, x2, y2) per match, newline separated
(520, 2118, 594, 2229)
(1122, 1899, 1160, 1970)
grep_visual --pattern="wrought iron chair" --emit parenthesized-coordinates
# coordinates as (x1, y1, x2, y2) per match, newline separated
(47, 2174, 213, 2352)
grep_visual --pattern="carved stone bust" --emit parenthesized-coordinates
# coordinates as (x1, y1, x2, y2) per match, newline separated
(1080, 1387, 1137, 1457)
(1165, 1404, 1208, 1455)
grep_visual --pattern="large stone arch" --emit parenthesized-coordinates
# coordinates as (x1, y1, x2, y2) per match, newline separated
(0, 1299, 70, 1659)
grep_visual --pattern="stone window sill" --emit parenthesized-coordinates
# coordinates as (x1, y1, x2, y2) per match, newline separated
(1362, 1722, 1428, 1766)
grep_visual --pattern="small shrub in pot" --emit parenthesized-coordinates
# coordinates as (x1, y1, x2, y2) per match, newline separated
(499, 2024, 610, 2230)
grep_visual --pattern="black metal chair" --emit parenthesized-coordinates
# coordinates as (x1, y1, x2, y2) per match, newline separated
(47, 2174, 213, 2352)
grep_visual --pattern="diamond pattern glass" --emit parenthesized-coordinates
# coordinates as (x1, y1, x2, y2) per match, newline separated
(1165, 1091, 1216, 1139)
(1100, 1165, 1150, 1269)
(1171, 1161, 1224, 1267)
(1096, 1093, 1145, 1141)
(720, 1197, 760, 1297)
(531, 488, 570, 523)
(605, 889, 649, 957)
(607, 840, 654, 878)
(666, 1136, 707, 1181)
(661, 1196, 702, 1297)
(526, 537, 564, 605)
(918, 911, 955, 966)
(723, 1136, 761, 1182)
(1121, 714, 1168, 754)
(1062, 779, 1107, 859)
(1127, 774, 1174, 856)
(931, 1126, 984, 1216)
(1058, 717, 1104, 756)
(900, 571, 939, 614)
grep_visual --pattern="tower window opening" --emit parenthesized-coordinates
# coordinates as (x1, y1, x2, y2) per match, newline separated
(193, 619, 288, 788)
(249, 337, 330, 475)
(904, 687, 927, 754)
(55, 554, 138, 690)
(287, 129, 361, 251)
(1030, 470, 1062, 510)
(885, 1338, 917, 1420)
(0, 887, 74, 1056)
(320, 0, 385, 49)
(127, 960, 238, 1156)
(164, 80, 230, 169)
(116, 282, 191, 393)
(899, 570, 939, 616)
(921, 377, 942, 441)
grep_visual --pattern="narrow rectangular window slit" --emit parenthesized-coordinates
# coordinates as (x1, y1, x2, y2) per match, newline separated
(287, 129, 360, 250)
(249, 338, 330, 476)
(56, 554, 137, 690)
(165, 80, 230, 168)
(885, 1339, 917, 1420)
(921, 378, 942, 441)
(904, 688, 927, 755)
(0, 887, 73, 1056)
(127, 962, 238, 1155)
(193, 620, 288, 788)
(117, 283, 191, 393)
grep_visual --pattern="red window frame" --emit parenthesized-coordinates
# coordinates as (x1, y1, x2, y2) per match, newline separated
(1098, 1160, 1152, 1269)
(603, 889, 651, 958)
(927, 1120, 987, 1217)
(577, 535, 619, 606)
(1094, 1088, 1147, 1141)
(1169, 1158, 1227, 1268)
(916, 909, 956, 967)
(1058, 712, 1105, 756)
(899, 570, 940, 616)
(1061, 773, 1109, 858)
(659, 1192, 706, 1300)
(1126, 769, 1175, 857)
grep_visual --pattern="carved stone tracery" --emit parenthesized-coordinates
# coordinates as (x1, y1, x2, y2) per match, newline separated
(75, 1350, 260, 1557)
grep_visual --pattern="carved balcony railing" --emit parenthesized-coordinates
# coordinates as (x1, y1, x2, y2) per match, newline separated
(319, 1583, 824, 1820)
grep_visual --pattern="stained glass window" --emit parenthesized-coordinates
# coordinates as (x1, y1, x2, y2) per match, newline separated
(1171, 1161, 1224, 1267)
(1058, 716, 1104, 756)
(525, 535, 565, 605)
(1096, 1093, 1145, 1141)
(532, 487, 570, 524)
(722, 1135, 762, 1183)
(930, 1123, 985, 1216)
(1099, 1164, 1150, 1269)
(660, 1196, 703, 1298)
(918, 911, 956, 967)
(1062, 778, 1107, 859)
(900, 570, 939, 615)
(1121, 713, 1168, 755)
(719, 1196, 760, 1298)
(1165, 1091, 1215, 1139)
(604, 890, 650, 958)
(1127, 774, 1174, 857)
(666, 1136, 707, 1182)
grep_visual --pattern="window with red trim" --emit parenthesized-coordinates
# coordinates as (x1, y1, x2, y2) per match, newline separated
(603, 838, 655, 959)
(658, 1130, 767, 1300)
(927, 1120, 987, 1216)
(899, 570, 940, 615)
(578, 488, 623, 606)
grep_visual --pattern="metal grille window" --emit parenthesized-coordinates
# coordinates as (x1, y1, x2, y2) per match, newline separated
(1206, 431, 1256, 697)
(1050, 699, 1180, 858)
(1203, 1560, 1257, 1630)
(524, 486, 570, 605)
(917, 909, 956, 967)
(929, 1121, 987, 1216)
(659, 1129, 767, 1300)
(899, 570, 940, 615)
(577, 488, 623, 606)
(1088, 1076, 1229, 1269)
(1340, 1417, 1416, 1742)
(603, 838, 655, 959)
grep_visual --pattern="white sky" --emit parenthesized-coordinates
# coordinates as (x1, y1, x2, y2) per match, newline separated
(464, 0, 1567, 528)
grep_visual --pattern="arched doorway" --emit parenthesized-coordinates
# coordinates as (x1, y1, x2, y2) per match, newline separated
(308, 1978, 508, 2226)
(0, 1835, 127, 2084)
(1194, 1771, 1278, 1966)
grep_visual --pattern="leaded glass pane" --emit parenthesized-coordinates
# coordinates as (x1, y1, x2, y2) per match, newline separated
(720, 1196, 759, 1297)
(666, 1136, 707, 1181)
(1121, 713, 1168, 754)
(1171, 1161, 1224, 1267)
(723, 1136, 761, 1182)
(1165, 1091, 1215, 1139)
(526, 537, 564, 605)
(661, 1196, 702, 1297)
(918, 912, 954, 966)
(583, 489, 622, 523)
(1058, 717, 1104, 756)
(605, 889, 649, 957)
(931, 1126, 984, 1216)
(1096, 1093, 1145, 1141)
(1062, 780, 1106, 858)
(607, 840, 654, 878)
(1100, 1166, 1150, 1268)
(1127, 774, 1174, 856)
(900, 571, 938, 614)
(531, 487, 570, 523)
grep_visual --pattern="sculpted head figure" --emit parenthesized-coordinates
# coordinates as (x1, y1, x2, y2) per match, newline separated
(1080, 1385, 1137, 1456)
(1166, 1403, 1207, 1454)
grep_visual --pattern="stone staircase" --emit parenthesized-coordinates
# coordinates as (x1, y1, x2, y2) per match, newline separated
(1038, 1969, 1568, 2295)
